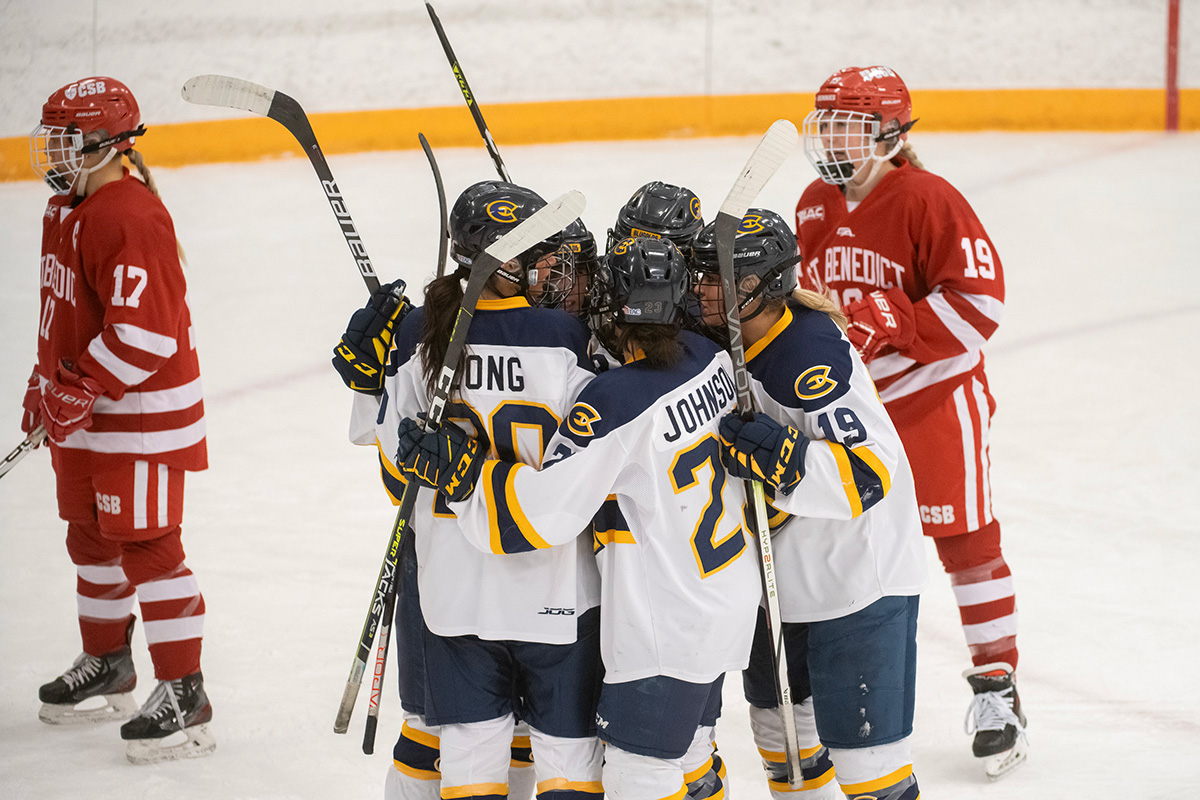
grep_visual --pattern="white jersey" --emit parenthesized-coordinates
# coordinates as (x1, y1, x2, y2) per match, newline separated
(748, 300, 927, 622)
(450, 331, 761, 685)
(350, 296, 600, 644)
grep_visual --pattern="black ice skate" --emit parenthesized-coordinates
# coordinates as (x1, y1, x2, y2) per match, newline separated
(38, 645, 138, 725)
(120, 670, 215, 764)
(963, 662, 1028, 780)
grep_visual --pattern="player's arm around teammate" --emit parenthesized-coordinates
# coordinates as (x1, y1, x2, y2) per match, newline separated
(398, 237, 763, 800)
(692, 209, 926, 800)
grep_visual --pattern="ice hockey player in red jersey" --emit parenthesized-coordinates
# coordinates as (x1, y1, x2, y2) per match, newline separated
(794, 65, 1026, 779)
(25, 76, 214, 764)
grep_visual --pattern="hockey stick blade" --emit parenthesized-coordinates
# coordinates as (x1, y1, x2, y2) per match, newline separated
(181, 75, 380, 293)
(418, 133, 450, 279)
(0, 427, 47, 481)
(716, 119, 798, 222)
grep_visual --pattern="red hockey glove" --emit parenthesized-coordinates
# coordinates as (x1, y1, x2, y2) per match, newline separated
(332, 278, 412, 395)
(21, 367, 43, 434)
(843, 288, 915, 362)
(718, 412, 809, 496)
(396, 417, 484, 502)
(40, 360, 106, 442)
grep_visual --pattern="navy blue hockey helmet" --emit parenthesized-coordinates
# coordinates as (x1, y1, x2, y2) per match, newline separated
(607, 181, 704, 257)
(448, 181, 567, 294)
(592, 236, 690, 327)
(691, 208, 799, 310)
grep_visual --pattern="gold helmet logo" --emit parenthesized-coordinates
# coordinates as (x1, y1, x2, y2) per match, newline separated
(486, 199, 519, 224)
(690, 196, 702, 219)
(738, 214, 766, 235)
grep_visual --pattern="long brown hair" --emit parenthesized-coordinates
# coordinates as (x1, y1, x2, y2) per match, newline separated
(418, 267, 472, 397)
(612, 323, 683, 369)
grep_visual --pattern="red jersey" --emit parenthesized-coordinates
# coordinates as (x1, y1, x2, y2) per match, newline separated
(794, 161, 1004, 422)
(37, 172, 207, 474)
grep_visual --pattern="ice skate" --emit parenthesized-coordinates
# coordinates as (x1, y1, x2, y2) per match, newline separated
(38, 646, 137, 725)
(121, 670, 215, 764)
(963, 662, 1027, 780)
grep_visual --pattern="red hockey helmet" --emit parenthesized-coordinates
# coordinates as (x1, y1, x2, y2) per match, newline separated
(814, 66, 914, 137)
(803, 66, 917, 186)
(31, 77, 145, 194)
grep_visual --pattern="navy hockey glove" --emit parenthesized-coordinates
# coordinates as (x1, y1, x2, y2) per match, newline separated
(332, 278, 412, 394)
(396, 417, 484, 502)
(718, 412, 809, 496)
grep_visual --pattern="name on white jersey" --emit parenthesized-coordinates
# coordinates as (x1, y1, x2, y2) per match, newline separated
(662, 366, 736, 443)
(462, 354, 525, 393)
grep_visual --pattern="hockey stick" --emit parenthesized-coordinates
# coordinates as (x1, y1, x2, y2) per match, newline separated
(337, 189, 587, 743)
(0, 426, 47, 481)
(425, 2, 512, 182)
(181, 75, 381, 293)
(418, 133, 450, 278)
(714, 119, 804, 789)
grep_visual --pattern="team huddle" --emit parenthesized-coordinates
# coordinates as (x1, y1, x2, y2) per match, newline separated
(24, 64, 1026, 795)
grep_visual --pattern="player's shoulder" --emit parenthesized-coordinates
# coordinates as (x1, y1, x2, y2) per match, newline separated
(888, 162, 973, 207)
(564, 332, 724, 442)
(472, 302, 589, 352)
(751, 301, 853, 411)
(77, 175, 171, 239)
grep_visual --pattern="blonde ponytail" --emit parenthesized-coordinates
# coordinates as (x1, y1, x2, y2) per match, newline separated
(897, 142, 924, 170)
(791, 287, 848, 332)
(126, 149, 189, 267)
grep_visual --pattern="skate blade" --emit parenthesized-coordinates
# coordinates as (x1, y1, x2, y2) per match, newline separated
(39, 693, 137, 725)
(983, 736, 1028, 781)
(125, 724, 216, 765)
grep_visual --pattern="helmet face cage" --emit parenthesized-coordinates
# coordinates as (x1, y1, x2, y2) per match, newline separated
(559, 219, 599, 317)
(525, 240, 577, 309)
(607, 181, 704, 258)
(29, 125, 86, 195)
(802, 108, 883, 186)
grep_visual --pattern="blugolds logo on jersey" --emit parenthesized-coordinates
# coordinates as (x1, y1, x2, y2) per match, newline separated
(567, 403, 601, 437)
(795, 365, 838, 400)
(690, 196, 702, 220)
(486, 199, 519, 224)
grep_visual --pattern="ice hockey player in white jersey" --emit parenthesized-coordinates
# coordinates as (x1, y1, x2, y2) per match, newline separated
(396, 236, 762, 800)
(337, 180, 603, 800)
(691, 209, 927, 800)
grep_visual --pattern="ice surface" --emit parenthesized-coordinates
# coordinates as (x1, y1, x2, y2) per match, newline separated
(2, 131, 1199, 798)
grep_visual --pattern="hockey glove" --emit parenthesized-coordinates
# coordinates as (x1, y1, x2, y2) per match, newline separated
(332, 278, 412, 394)
(21, 367, 43, 434)
(396, 417, 484, 503)
(40, 360, 106, 442)
(843, 288, 915, 362)
(718, 412, 809, 496)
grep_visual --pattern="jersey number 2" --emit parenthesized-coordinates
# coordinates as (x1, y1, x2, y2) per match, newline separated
(671, 435, 746, 578)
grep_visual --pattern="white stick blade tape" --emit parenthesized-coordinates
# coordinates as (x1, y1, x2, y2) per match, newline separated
(719, 119, 799, 220)
(181, 75, 275, 117)
(485, 190, 587, 265)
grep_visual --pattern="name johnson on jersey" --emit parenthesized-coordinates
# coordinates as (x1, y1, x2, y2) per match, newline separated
(661, 365, 736, 442)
